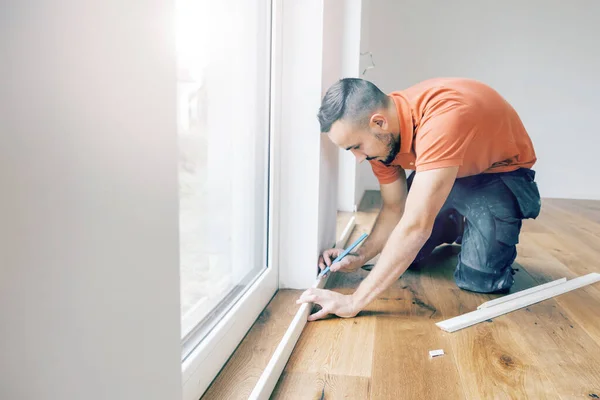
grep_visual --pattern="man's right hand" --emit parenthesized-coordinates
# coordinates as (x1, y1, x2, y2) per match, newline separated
(318, 248, 365, 274)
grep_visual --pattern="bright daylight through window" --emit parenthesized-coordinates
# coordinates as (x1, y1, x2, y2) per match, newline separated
(175, 0, 272, 358)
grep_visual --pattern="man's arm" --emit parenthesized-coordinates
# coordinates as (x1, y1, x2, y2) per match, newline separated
(351, 166, 459, 309)
(350, 169, 407, 264)
(297, 166, 458, 320)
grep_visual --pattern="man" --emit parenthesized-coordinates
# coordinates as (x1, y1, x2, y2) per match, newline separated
(297, 77, 541, 321)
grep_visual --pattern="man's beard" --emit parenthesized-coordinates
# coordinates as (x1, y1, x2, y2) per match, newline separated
(375, 132, 400, 165)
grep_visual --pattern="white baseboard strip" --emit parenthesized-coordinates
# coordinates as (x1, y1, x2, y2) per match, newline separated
(248, 216, 356, 400)
(336, 216, 356, 249)
(248, 274, 327, 400)
(477, 277, 567, 310)
(437, 272, 600, 333)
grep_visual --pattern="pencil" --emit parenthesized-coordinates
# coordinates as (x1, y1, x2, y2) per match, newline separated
(318, 232, 368, 277)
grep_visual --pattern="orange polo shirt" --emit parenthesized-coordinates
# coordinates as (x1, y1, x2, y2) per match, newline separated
(369, 78, 537, 184)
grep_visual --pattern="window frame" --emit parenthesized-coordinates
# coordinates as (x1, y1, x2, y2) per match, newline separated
(180, 0, 281, 397)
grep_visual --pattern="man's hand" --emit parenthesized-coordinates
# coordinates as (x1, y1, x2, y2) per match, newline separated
(296, 288, 359, 321)
(315, 177, 407, 277)
(318, 248, 364, 274)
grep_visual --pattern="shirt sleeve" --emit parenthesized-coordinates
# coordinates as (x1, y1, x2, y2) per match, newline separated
(414, 101, 477, 172)
(369, 159, 402, 184)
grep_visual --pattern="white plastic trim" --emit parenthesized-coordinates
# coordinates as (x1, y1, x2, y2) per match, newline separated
(437, 273, 600, 333)
(248, 217, 356, 400)
(337, 216, 356, 249)
(477, 277, 567, 310)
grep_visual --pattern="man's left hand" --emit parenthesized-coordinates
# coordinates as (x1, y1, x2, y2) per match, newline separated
(296, 288, 359, 321)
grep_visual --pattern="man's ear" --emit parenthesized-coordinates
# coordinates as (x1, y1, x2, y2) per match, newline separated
(369, 113, 388, 130)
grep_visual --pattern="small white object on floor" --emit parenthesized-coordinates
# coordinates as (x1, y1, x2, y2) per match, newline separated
(429, 349, 444, 358)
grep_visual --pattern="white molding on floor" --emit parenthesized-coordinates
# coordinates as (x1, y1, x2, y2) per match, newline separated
(476, 277, 567, 310)
(437, 273, 600, 333)
(248, 216, 356, 400)
(336, 216, 356, 249)
(248, 275, 328, 400)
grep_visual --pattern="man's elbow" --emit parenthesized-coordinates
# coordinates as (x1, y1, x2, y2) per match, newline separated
(400, 219, 433, 243)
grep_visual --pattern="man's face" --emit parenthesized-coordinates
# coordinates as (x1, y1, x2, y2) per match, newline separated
(327, 118, 400, 165)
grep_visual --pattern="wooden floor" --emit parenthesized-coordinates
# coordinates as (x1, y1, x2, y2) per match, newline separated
(203, 194, 600, 399)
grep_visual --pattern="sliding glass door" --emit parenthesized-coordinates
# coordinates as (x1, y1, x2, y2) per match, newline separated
(176, 0, 273, 361)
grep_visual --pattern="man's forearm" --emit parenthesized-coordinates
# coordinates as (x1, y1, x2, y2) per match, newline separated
(352, 221, 431, 310)
(354, 205, 403, 264)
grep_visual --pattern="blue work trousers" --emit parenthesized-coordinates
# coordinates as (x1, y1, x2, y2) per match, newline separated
(407, 168, 541, 293)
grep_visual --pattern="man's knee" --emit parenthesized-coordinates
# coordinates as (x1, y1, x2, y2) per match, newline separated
(450, 171, 528, 293)
(454, 256, 516, 293)
(454, 214, 521, 293)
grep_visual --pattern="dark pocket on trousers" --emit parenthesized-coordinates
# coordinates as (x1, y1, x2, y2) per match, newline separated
(500, 172, 541, 219)
(490, 211, 522, 246)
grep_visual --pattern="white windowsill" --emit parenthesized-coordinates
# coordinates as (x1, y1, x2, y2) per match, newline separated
(181, 265, 277, 400)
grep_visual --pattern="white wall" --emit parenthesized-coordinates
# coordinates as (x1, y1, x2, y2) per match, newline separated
(278, 0, 366, 288)
(355, 0, 380, 194)
(360, 0, 600, 200)
(278, 0, 339, 289)
(320, 1, 345, 238)
(0, 1, 183, 399)
(334, 0, 365, 212)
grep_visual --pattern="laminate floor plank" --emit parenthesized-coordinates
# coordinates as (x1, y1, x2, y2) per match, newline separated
(421, 249, 560, 399)
(524, 232, 599, 277)
(515, 234, 600, 350)
(369, 267, 464, 399)
(488, 266, 600, 398)
(533, 202, 600, 258)
(271, 372, 370, 400)
(543, 198, 600, 225)
(283, 313, 376, 378)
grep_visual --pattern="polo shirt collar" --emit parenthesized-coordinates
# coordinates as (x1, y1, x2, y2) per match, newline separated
(390, 93, 414, 155)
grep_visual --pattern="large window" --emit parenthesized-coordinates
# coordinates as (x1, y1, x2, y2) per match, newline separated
(176, 0, 273, 362)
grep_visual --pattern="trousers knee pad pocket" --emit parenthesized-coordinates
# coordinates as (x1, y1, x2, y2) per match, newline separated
(499, 174, 541, 219)
(489, 208, 522, 246)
